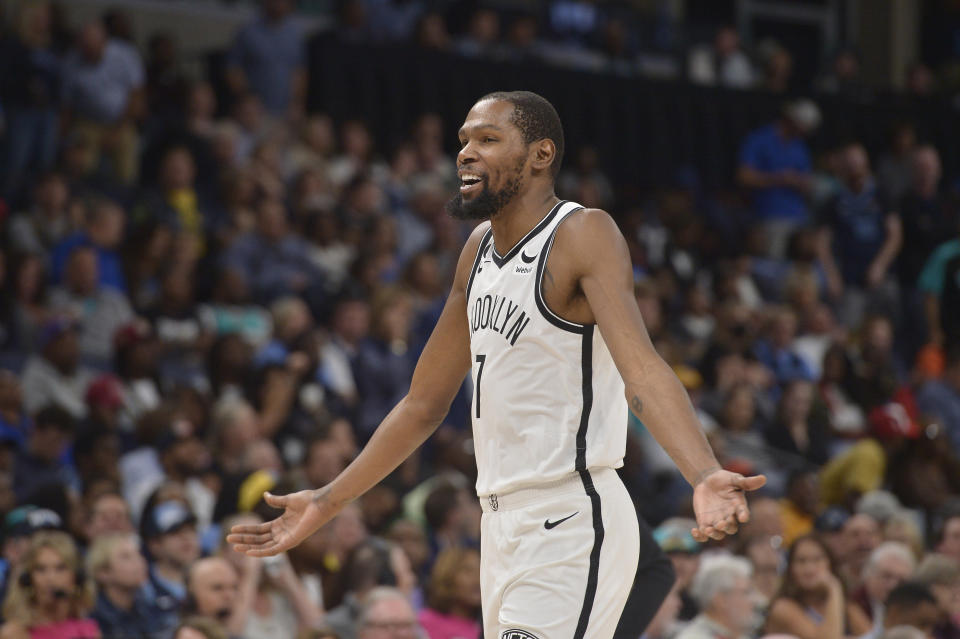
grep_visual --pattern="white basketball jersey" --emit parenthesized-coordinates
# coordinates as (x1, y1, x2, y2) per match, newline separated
(466, 200, 627, 497)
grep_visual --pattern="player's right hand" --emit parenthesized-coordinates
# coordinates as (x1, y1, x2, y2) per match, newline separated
(227, 489, 340, 557)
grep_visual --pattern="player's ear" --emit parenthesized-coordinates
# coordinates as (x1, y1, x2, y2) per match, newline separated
(530, 139, 556, 174)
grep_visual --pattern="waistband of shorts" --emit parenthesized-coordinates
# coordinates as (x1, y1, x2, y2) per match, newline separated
(478, 467, 616, 513)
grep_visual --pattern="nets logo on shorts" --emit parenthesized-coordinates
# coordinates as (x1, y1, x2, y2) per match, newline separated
(501, 631, 540, 639)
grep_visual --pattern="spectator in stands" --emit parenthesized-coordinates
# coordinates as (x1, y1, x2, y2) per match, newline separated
(365, 0, 426, 44)
(218, 513, 323, 639)
(88, 532, 171, 639)
(737, 99, 819, 256)
(817, 142, 902, 327)
(7, 172, 73, 256)
(0, 506, 63, 592)
(138, 146, 212, 256)
(84, 491, 133, 541)
(676, 554, 756, 639)
(753, 307, 815, 386)
(920, 227, 960, 353)
(839, 513, 883, 590)
(765, 534, 871, 637)
(413, 13, 450, 51)
(818, 342, 867, 438)
(917, 346, 960, 453)
(226, 0, 306, 119)
(355, 586, 420, 639)
(653, 518, 701, 621)
(759, 40, 794, 93)
(51, 197, 126, 293)
(0, 531, 99, 639)
(455, 9, 502, 60)
(417, 546, 480, 638)
(48, 246, 133, 364)
(328, 120, 387, 188)
(183, 557, 243, 632)
(936, 511, 960, 563)
(778, 470, 820, 546)
(876, 123, 918, 208)
(906, 62, 936, 96)
(209, 397, 260, 477)
(224, 199, 324, 306)
(913, 554, 960, 639)
(21, 317, 93, 418)
(502, 13, 546, 64)
(0, 2, 61, 204)
(816, 49, 866, 97)
(326, 538, 416, 639)
(60, 19, 145, 184)
(866, 583, 941, 639)
(199, 268, 273, 348)
(303, 428, 348, 492)
(422, 479, 476, 557)
(13, 406, 78, 501)
(557, 146, 615, 212)
(687, 25, 754, 89)
(765, 379, 829, 469)
(353, 287, 415, 439)
(852, 542, 917, 633)
(142, 500, 201, 626)
(1, 252, 52, 357)
(740, 535, 781, 606)
(0, 371, 28, 449)
(899, 146, 955, 336)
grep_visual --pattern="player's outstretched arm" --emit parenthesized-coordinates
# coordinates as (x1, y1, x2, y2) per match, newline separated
(560, 209, 766, 542)
(228, 224, 485, 556)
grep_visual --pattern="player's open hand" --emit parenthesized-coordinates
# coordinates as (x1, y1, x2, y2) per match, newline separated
(691, 469, 766, 542)
(227, 489, 339, 557)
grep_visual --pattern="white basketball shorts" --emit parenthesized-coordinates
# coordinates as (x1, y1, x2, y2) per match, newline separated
(478, 467, 641, 639)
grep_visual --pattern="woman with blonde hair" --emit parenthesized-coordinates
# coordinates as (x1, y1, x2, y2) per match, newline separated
(418, 547, 481, 639)
(0, 531, 100, 639)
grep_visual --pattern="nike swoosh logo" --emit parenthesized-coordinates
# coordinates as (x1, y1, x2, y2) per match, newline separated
(520, 251, 537, 263)
(544, 512, 578, 530)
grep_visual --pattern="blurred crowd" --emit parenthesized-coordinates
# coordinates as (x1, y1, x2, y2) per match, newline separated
(323, 0, 940, 97)
(1, 1, 960, 639)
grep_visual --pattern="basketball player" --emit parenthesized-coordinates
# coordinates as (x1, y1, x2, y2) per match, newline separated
(228, 91, 766, 638)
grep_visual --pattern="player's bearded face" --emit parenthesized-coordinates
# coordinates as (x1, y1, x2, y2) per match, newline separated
(447, 156, 526, 221)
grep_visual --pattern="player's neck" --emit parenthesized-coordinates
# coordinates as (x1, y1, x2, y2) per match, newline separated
(489, 188, 559, 255)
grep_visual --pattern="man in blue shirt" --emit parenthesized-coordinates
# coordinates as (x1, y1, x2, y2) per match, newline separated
(738, 99, 820, 256)
(226, 0, 307, 118)
(60, 20, 145, 184)
(816, 142, 902, 328)
(141, 500, 201, 631)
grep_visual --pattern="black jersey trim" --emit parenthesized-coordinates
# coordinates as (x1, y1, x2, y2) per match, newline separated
(574, 327, 603, 639)
(534, 206, 588, 334)
(490, 200, 566, 268)
(466, 228, 493, 300)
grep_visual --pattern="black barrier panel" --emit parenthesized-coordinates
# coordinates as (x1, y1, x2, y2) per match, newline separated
(299, 36, 959, 196)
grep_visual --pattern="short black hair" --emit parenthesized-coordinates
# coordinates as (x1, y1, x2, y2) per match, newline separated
(424, 481, 461, 531)
(479, 91, 565, 178)
(885, 581, 937, 610)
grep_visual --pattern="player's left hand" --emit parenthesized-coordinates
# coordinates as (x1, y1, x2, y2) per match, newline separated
(691, 469, 767, 542)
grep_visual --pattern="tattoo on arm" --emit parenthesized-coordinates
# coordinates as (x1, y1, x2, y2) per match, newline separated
(543, 266, 555, 289)
(629, 395, 643, 417)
